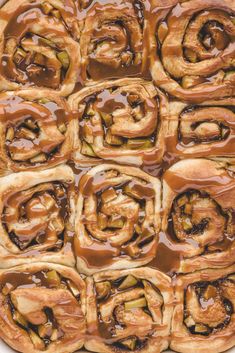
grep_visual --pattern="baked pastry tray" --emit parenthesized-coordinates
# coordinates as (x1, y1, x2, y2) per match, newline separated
(0, 0, 234, 353)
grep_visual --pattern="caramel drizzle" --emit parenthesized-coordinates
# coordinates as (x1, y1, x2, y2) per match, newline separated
(149, 0, 235, 101)
(94, 275, 163, 349)
(75, 168, 158, 268)
(0, 96, 70, 169)
(162, 161, 235, 263)
(184, 276, 235, 336)
(77, 82, 163, 165)
(79, 0, 145, 81)
(166, 103, 235, 159)
(0, 269, 84, 349)
(0, 0, 79, 91)
(3, 182, 69, 251)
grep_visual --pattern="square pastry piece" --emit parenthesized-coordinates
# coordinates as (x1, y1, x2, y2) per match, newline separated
(75, 164, 161, 274)
(162, 158, 235, 273)
(0, 263, 86, 353)
(69, 78, 165, 167)
(171, 265, 235, 353)
(85, 267, 173, 353)
(0, 165, 75, 268)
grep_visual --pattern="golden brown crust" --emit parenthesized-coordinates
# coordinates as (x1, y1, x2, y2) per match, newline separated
(85, 267, 174, 353)
(0, 165, 75, 268)
(149, 0, 235, 103)
(79, 0, 146, 82)
(162, 158, 235, 273)
(74, 164, 161, 275)
(68, 78, 166, 167)
(171, 264, 235, 353)
(165, 98, 235, 160)
(0, 0, 80, 96)
(0, 89, 76, 174)
(0, 1, 234, 352)
(0, 262, 86, 353)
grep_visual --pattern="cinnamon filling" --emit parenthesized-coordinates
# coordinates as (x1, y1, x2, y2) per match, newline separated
(2, 182, 69, 251)
(0, 269, 83, 349)
(77, 168, 156, 264)
(184, 276, 235, 336)
(78, 86, 158, 159)
(94, 275, 163, 350)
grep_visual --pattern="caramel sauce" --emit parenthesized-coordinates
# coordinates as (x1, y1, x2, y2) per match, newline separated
(164, 167, 235, 197)
(148, 232, 181, 274)
(0, 95, 73, 170)
(0, 270, 53, 289)
(77, 82, 164, 167)
(71, 149, 235, 275)
(166, 105, 235, 159)
(0, 2, 234, 353)
(72, 157, 180, 274)
(0, 267, 86, 346)
(78, 0, 151, 82)
(87, 60, 145, 82)
(1, 179, 73, 252)
(0, 0, 80, 90)
(0, 0, 234, 278)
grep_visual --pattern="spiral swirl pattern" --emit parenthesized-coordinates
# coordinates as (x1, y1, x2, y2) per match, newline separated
(79, 0, 144, 81)
(162, 158, 235, 273)
(0, 1, 234, 353)
(75, 164, 161, 274)
(0, 263, 86, 353)
(0, 90, 76, 174)
(149, 0, 235, 102)
(0, 165, 75, 268)
(69, 78, 165, 166)
(166, 98, 235, 159)
(85, 267, 173, 353)
(171, 265, 235, 353)
(0, 0, 80, 96)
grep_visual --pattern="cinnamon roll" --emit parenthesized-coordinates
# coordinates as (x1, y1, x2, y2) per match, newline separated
(162, 158, 235, 273)
(79, 0, 145, 82)
(0, 262, 86, 353)
(0, 90, 76, 174)
(171, 264, 235, 353)
(0, 165, 75, 268)
(166, 97, 235, 159)
(69, 78, 165, 166)
(86, 267, 174, 353)
(75, 164, 161, 274)
(149, 0, 235, 102)
(0, 0, 80, 96)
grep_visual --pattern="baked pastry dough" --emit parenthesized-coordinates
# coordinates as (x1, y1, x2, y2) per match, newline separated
(0, 165, 75, 268)
(85, 267, 173, 353)
(0, 262, 86, 353)
(69, 78, 165, 166)
(162, 158, 235, 273)
(165, 97, 235, 160)
(75, 164, 161, 274)
(149, 0, 235, 102)
(0, 1, 234, 353)
(79, 0, 145, 82)
(0, 0, 80, 96)
(76, 0, 93, 11)
(0, 89, 76, 174)
(171, 264, 235, 353)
